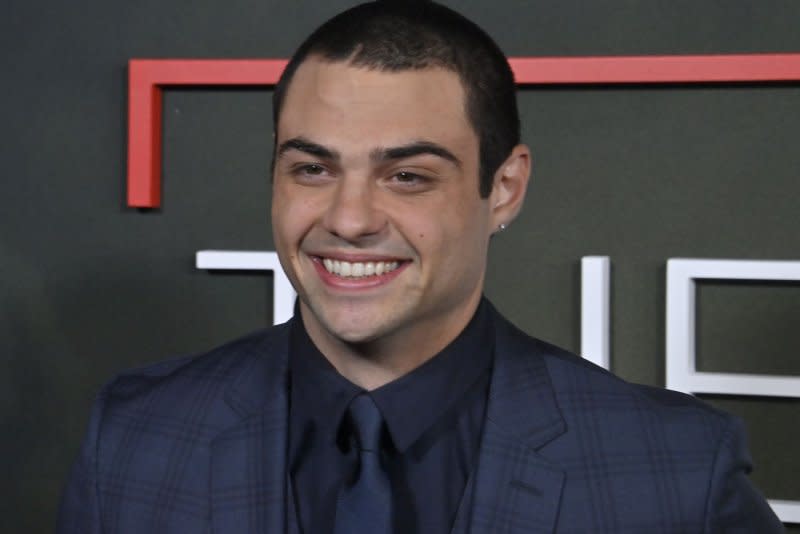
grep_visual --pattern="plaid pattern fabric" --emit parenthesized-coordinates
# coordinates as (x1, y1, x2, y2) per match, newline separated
(57, 306, 782, 533)
(58, 325, 293, 534)
(467, 316, 782, 533)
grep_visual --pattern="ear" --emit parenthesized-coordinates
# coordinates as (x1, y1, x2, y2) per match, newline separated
(489, 144, 531, 233)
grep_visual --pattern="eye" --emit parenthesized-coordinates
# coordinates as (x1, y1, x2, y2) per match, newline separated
(299, 164, 325, 175)
(383, 170, 436, 193)
(395, 171, 420, 183)
(288, 163, 333, 184)
(389, 171, 430, 187)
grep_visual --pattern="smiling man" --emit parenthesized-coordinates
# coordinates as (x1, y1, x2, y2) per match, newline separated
(272, 60, 527, 391)
(58, 1, 782, 533)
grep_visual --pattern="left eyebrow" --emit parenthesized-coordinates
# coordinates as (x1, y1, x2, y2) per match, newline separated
(276, 137, 340, 161)
(369, 141, 462, 168)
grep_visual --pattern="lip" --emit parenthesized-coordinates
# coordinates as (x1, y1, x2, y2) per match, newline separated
(309, 254, 410, 290)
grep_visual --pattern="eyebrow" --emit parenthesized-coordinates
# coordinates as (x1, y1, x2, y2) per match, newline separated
(276, 137, 462, 168)
(371, 141, 462, 168)
(276, 137, 340, 161)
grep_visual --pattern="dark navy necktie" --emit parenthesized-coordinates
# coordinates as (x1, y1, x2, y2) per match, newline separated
(333, 393, 393, 534)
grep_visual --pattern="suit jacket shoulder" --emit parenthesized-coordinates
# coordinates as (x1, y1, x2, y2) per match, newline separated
(472, 310, 783, 533)
(103, 323, 291, 417)
(57, 323, 294, 534)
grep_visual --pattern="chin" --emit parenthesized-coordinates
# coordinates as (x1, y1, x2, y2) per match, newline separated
(324, 322, 382, 345)
(325, 311, 404, 346)
(304, 296, 411, 347)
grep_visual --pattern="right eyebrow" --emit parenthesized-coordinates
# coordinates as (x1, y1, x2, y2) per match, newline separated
(276, 137, 340, 161)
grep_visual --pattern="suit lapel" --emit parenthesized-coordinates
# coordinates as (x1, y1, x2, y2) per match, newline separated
(467, 311, 567, 534)
(285, 475, 301, 534)
(450, 462, 477, 534)
(209, 324, 292, 534)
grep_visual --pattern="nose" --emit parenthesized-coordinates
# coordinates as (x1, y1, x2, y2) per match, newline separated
(322, 177, 387, 242)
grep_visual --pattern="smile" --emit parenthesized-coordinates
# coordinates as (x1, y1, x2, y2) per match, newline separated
(321, 258, 401, 279)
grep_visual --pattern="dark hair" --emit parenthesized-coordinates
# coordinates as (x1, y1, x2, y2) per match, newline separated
(272, 0, 520, 198)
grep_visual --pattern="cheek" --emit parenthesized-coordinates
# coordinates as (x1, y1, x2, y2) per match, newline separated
(443, 205, 492, 261)
(272, 188, 320, 238)
(272, 208, 304, 258)
(423, 215, 483, 263)
(406, 196, 488, 250)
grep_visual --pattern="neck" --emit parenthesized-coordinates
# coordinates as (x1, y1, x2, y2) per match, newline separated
(301, 295, 482, 390)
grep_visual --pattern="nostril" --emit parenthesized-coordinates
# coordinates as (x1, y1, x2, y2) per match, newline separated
(322, 196, 386, 240)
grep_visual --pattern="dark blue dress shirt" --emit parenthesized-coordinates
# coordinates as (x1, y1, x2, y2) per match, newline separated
(288, 299, 494, 533)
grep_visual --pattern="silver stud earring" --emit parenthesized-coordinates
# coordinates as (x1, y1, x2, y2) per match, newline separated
(498, 223, 507, 232)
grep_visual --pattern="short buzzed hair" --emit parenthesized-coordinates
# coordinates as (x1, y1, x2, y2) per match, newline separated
(272, 0, 520, 198)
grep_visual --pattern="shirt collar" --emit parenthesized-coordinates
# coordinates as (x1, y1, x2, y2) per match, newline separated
(289, 298, 494, 453)
(289, 315, 362, 450)
(370, 298, 494, 451)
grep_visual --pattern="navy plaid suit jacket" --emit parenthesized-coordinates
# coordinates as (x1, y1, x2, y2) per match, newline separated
(58, 305, 782, 533)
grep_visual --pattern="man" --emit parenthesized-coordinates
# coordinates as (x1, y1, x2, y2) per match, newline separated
(58, 1, 782, 532)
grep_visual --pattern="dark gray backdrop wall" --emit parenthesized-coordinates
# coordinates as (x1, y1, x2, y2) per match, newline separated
(3, 1, 799, 531)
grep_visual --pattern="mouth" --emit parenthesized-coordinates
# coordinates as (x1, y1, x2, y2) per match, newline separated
(321, 258, 401, 278)
(309, 255, 409, 286)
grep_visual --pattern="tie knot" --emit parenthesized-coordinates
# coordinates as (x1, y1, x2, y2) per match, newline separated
(347, 394, 384, 452)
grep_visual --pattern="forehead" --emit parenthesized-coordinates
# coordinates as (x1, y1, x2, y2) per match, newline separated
(277, 58, 476, 151)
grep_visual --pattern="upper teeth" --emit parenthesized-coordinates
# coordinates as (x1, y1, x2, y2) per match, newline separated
(322, 258, 400, 278)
